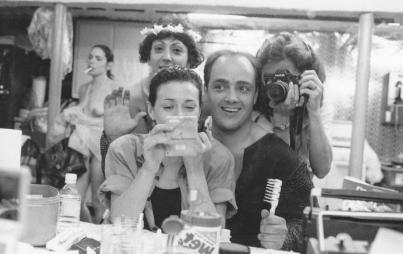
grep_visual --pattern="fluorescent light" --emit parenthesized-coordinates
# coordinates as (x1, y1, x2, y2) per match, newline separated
(188, 13, 247, 21)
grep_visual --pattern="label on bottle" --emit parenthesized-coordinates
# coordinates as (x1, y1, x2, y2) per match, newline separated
(175, 210, 222, 254)
(176, 225, 221, 254)
(60, 196, 80, 217)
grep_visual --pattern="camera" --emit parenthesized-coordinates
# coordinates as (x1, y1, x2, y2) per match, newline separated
(165, 115, 198, 157)
(263, 69, 300, 104)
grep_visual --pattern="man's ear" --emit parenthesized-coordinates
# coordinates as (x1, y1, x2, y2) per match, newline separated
(253, 89, 258, 105)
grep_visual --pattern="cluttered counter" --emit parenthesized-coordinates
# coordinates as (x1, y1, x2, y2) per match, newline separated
(303, 178, 403, 254)
(17, 222, 101, 254)
(19, 222, 295, 254)
(10, 176, 403, 254)
(7, 178, 403, 254)
(0, 163, 296, 254)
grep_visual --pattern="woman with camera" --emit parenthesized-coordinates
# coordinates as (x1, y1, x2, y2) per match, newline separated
(255, 32, 333, 179)
(99, 66, 235, 228)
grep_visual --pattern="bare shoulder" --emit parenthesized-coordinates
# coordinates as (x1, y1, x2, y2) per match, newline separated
(211, 139, 233, 157)
(79, 81, 91, 93)
(78, 82, 91, 101)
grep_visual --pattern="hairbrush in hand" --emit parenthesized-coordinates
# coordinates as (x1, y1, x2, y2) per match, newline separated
(263, 178, 282, 213)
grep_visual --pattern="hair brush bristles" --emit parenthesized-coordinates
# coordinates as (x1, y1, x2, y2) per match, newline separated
(263, 179, 282, 213)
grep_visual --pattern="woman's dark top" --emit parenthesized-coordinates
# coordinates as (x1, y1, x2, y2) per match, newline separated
(226, 133, 313, 252)
(145, 186, 181, 229)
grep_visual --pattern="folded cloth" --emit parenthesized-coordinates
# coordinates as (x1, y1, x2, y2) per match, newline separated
(64, 106, 103, 160)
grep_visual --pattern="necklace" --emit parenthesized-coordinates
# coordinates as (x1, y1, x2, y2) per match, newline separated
(272, 114, 290, 131)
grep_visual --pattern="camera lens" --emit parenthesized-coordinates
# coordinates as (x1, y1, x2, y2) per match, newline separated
(266, 81, 289, 103)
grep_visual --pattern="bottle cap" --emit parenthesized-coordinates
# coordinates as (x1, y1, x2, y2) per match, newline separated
(65, 173, 77, 184)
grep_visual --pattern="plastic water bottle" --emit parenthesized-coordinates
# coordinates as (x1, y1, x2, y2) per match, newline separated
(57, 173, 81, 234)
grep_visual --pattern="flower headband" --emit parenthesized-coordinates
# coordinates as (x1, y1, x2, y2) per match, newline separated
(140, 24, 202, 42)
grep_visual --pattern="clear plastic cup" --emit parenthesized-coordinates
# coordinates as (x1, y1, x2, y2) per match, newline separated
(100, 216, 144, 254)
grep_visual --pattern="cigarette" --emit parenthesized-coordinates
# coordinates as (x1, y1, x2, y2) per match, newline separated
(84, 67, 93, 74)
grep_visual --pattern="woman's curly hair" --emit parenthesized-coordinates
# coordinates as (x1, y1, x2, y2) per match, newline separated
(139, 15, 204, 69)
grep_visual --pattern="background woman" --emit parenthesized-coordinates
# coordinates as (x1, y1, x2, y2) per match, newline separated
(255, 32, 333, 179)
(100, 67, 235, 228)
(65, 44, 117, 222)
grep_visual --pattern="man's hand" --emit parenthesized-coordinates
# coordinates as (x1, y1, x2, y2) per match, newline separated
(258, 209, 288, 250)
(104, 87, 147, 141)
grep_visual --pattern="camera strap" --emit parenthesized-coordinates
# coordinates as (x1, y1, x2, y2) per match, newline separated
(289, 113, 296, 150)
(289, 100, 307, 150)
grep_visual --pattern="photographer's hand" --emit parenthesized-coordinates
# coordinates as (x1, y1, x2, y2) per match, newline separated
(299, 70, 323, 113)
(299, 70, 332, 179)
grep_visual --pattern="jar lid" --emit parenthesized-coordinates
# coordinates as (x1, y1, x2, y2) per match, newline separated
(180, 210, 221, 227)
(161, 215, 184, 234)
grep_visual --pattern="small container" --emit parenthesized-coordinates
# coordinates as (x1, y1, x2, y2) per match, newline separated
(21, 184, 60, 246)
(175, 210, 222, 254)
(57, 173, 81, 234)
(100, 215, 144, 254)
(382, 165, 403, 187)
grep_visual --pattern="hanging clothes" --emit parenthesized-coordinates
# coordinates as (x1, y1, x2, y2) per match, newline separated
(27, 7, 73, 77)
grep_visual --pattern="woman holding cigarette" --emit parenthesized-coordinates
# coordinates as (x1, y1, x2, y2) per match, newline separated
(65, 44, 117, 222)
(100, 66, 236, 228)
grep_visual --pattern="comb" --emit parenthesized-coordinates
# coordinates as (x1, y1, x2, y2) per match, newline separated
(263, 179, 282, 213)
